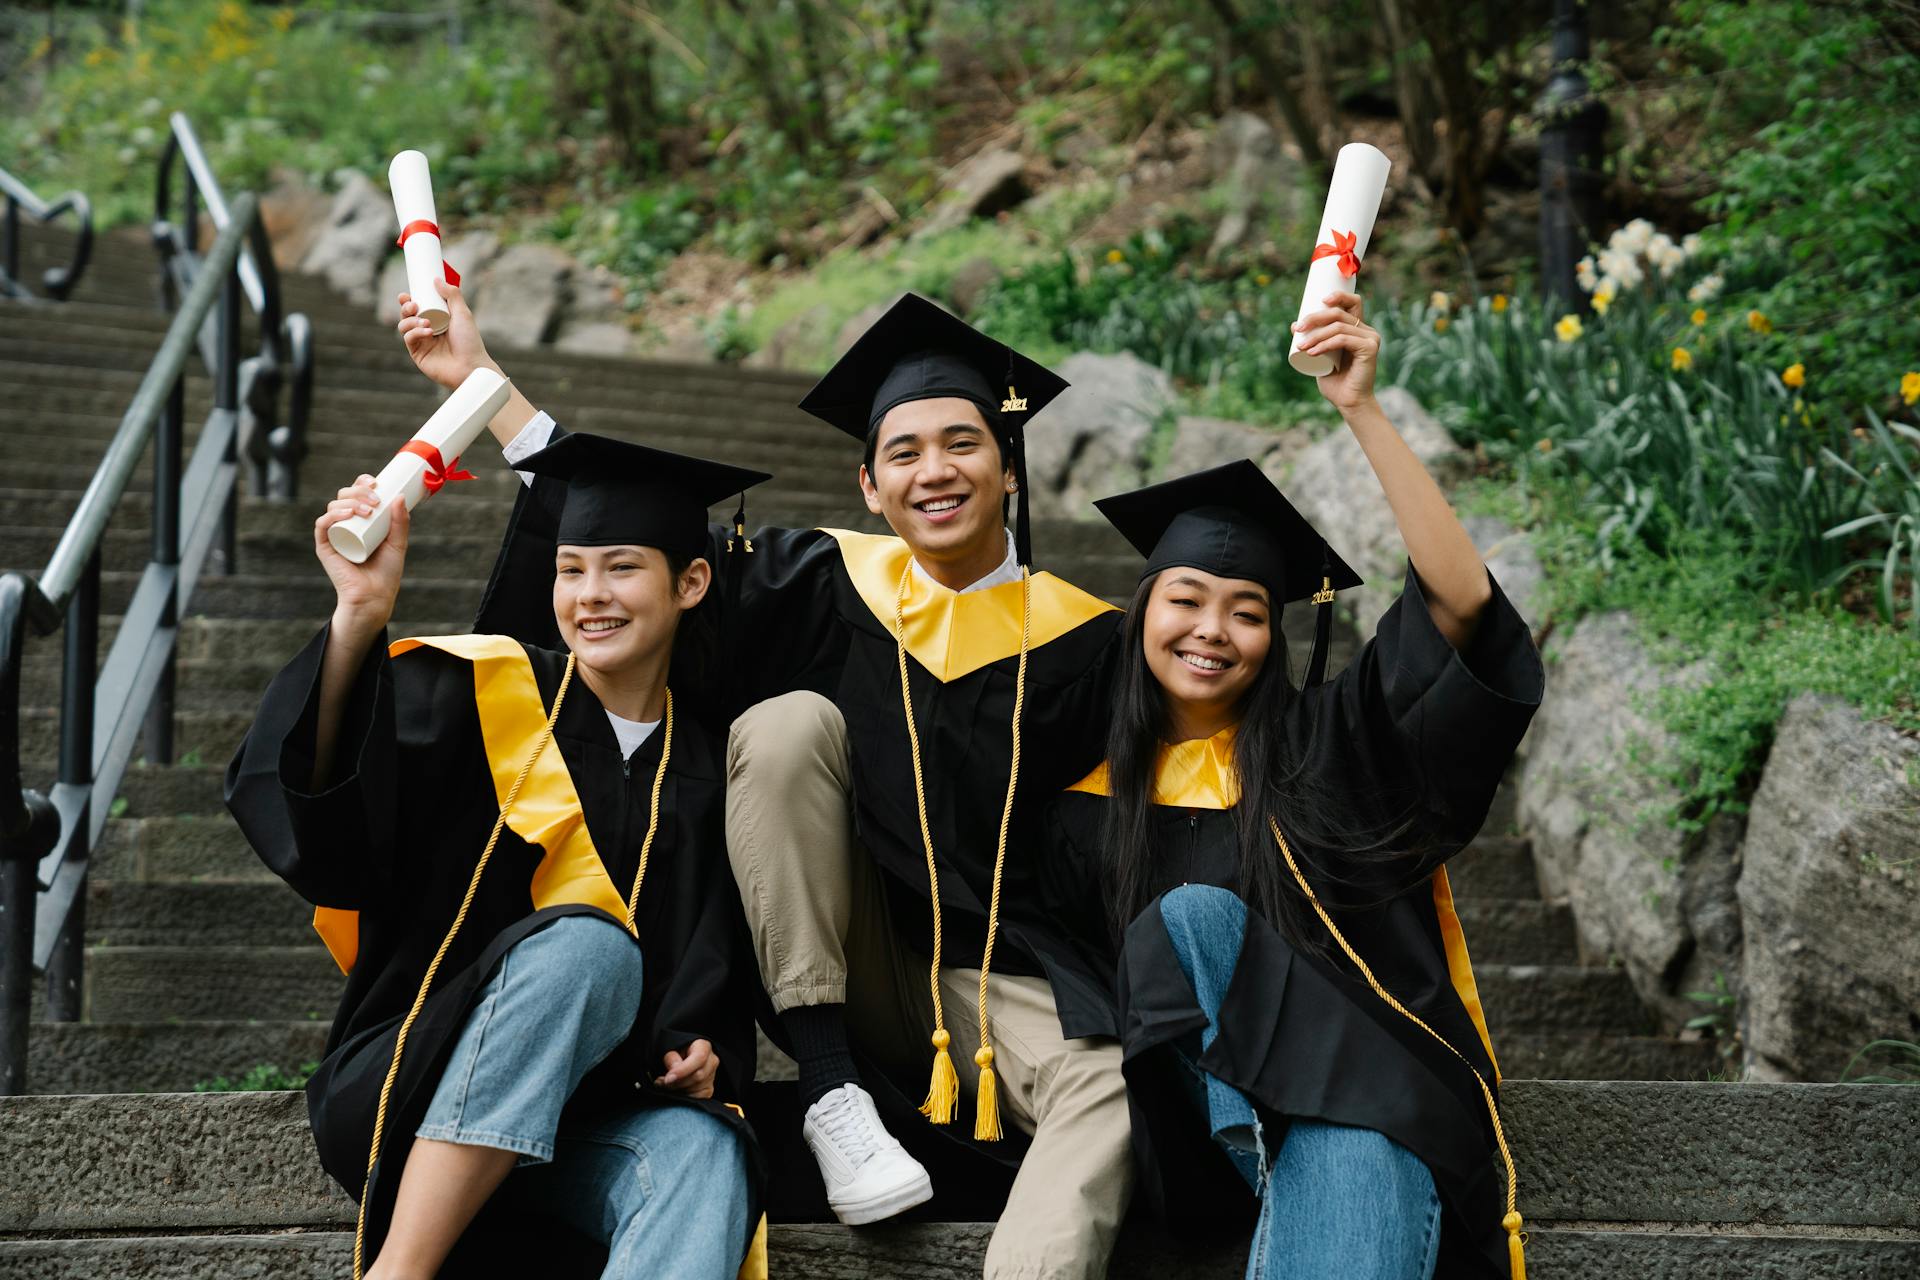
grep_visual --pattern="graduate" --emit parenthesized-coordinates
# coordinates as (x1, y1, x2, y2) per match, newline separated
(395, 284, 1134, 1277)
(225, 433, 771, 1279)
(1040, 295, 1545, 1279)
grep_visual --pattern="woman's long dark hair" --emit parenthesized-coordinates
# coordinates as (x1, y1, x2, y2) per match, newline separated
(1101, 573, 1430, 952)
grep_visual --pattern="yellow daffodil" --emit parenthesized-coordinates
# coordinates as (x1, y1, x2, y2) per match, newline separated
(1430, 291, 1451, 312)
(1254, 273, 1271, 287)
(1690, 308, 1707, 327)
(1591, 287, 1614, 315)
(1671, 347, 1693, 372)
(1902, 372, 1920, 405)
(1792, 397, 1804, 414)
(1783, 363, 1805, 388)
(1536, 438, 1554, 453)
(1555, 315, 1583, 343)
(1491, 294, 1509, 313)
(1106, 249, 1125, 265)
(1434, 316, 1450, 334)
(1747, 309, 1772, 334)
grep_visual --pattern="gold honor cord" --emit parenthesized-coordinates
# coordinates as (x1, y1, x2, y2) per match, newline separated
(1269, 818, 1528, 1279)
(894, 563, 1031, 1140)
(353, 660, 678, 1279)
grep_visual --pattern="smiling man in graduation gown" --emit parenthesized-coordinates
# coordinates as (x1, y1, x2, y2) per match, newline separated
(458, 294, 1133, 1278)
(225, 437, 771, 1278)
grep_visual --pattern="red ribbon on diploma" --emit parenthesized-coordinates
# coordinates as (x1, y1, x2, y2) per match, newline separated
(399, 440, 475, 494)
(396, 220, 461, 286)
(1310, 229, 1362, 278)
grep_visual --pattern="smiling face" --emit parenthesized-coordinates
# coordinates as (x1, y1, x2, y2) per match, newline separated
(552, 544, 709, 677)
(858, 396, 1014, 583)
(1141, 567, 1273, 738)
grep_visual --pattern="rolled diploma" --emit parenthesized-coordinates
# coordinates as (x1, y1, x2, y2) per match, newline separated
(327, 368, 511, 564)
(389, 150, 451, 335)
(1288, 143, 1392, 377)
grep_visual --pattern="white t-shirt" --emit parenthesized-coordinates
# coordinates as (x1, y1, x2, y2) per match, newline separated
(606, 711, 661, 761)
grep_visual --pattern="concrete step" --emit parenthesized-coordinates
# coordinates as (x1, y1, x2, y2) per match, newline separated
(1444, 835, 1540, 900)
(86, 880, 312, 947)
(0, 1083, 1910, 1271)
(2, 1225, 1916, 1280)
(1452, 897, 1577, 966)
(72, 942, 1642, 1035)
(26, 1020, 329, 1097)
(1495, 1032, 1720, 1082)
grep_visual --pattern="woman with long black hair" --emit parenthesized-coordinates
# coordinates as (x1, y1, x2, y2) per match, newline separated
(1042, 291, 1545, 1278)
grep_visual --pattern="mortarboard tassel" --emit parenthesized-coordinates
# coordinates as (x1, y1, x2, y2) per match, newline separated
(1001, 348, 1034, 567)
(1304, 550, 1337, 687)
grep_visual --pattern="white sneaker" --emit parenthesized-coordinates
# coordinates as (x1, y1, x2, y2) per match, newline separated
(801, 1082, 934, 1225)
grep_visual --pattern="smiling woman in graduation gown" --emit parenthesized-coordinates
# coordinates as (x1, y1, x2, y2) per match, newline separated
(1042, 459, 1544, 1278)
(225, 437, 772, 1274)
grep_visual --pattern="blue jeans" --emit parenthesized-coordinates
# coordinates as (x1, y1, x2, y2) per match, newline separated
(1158, 884, 1442, 1280)
(416, 915, 750, 1278)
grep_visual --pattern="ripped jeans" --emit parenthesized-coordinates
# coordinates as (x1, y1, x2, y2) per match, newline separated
(1157, 884, 1442, 1280)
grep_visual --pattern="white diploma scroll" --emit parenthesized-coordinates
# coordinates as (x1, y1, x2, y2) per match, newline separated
(1288, 143, 1392, 377)
(327, 368, 511, 565)
(389, 149, 452, 335)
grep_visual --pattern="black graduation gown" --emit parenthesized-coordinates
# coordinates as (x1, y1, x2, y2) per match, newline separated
(1041, 564, 1543, 1278)
(224, 626, 765, 1265)
(474, 433, 1124, 1158)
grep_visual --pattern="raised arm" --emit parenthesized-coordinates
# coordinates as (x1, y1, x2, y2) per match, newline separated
(311, 474, 410, 789)
(1292, 290, 1491, 650)
(396, 278, 538, 448)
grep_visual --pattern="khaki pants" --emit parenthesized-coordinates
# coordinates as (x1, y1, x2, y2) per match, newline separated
(726, 691, 1133, 1280)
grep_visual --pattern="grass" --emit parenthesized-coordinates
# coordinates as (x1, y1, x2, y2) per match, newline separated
(193, 1060, 318, 1092)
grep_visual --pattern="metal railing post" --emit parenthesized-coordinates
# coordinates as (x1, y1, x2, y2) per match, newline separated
(143, 376, 183, 765)
(45, 551, 98, 1022)
(215, 265, 241, 575)
(3, 197, 17, 290)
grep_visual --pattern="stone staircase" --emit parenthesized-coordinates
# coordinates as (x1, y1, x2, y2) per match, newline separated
(1, 223, 1915, 1276)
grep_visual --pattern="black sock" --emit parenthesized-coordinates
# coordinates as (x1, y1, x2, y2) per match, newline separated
(781, 1003, 861, 1111)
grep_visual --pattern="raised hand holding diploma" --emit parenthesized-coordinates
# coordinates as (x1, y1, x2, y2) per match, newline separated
(326, 368, 512, 565)
(1289, 143, 1391, 377)
(389, 150, 459, 336)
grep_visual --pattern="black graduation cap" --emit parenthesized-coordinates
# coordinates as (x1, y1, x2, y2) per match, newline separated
(516, 433, 771, 561)
(797, 292, 1069, 565)
(1093, 459, 1363, 687)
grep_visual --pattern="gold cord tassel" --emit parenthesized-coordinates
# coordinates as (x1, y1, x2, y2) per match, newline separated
(894, 563, 1031, 1139)
(1270, 818, 1527, 1280)
(622, 691, 674, 934)
(972, 567, 1029, 1141)
(353, 655, 577, 1280)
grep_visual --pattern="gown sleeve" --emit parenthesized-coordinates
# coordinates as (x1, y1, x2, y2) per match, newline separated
(222, 622, 399, 908)
(644, 829, 761, 1105)
(1284, 561, 1543, 893)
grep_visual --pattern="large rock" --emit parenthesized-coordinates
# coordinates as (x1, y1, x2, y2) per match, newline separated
(298, 170, 394, 306)
(1287, 387, 1471, 628)
(472, 242, 575, 349)
(1516, 612, 1745, 1031)
(918, 149, 1031, 238)
(1023, 352, 1174, 517)
(1463, 513, 1547, 632)
(1207, 111, 1303, 260)
(1164, 414, 1301, 479)
(1738, 694, 1920, 1081)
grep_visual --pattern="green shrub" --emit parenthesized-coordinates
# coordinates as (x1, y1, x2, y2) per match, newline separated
(194, 1060, 318, 1093)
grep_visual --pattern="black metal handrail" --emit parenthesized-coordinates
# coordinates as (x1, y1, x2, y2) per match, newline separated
(155, 112, 314, 501)
(0, 193, 261, 1095)
(0, 166, 93, 302)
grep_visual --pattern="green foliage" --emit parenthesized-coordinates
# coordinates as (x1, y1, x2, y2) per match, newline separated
(1683, 971, 1741, 1063)
(1659, 2, 1920, 415)
(194, 1060, 318, 1092)
(3, 0, 566, 227)
(1380, 283, 1916, 615)
(972, 219, 1325, 426)
(1840, 1039, 1920, 1085)
(1521, 478, 1920, 828)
